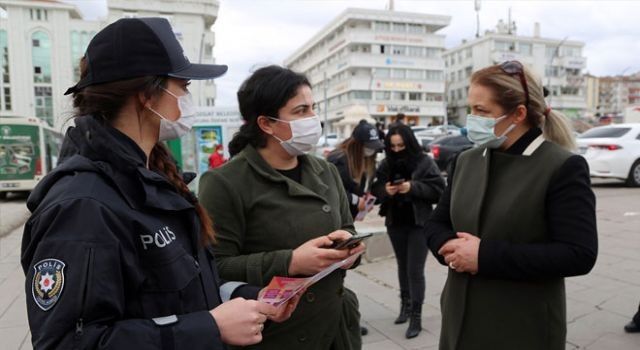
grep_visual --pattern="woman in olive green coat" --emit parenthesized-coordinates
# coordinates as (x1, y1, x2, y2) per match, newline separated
(199, 66, 364, 350)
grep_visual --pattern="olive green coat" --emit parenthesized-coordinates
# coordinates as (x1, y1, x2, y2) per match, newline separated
(199, 145, 361, 350)
(441, 139, 572, 350)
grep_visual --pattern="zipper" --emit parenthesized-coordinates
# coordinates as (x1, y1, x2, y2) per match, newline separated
(74, 247, 94, 348)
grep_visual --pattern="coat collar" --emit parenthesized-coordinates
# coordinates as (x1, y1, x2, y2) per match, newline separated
(241, 145, 328, 200)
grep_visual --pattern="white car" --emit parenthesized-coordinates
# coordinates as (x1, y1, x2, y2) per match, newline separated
(576, 123, 640, 186)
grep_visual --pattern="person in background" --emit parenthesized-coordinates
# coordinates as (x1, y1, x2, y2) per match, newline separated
(389, 112, 406, 128)
(375, 121, 387, 142)
(426, 61, 597, 350)
(209, 144, 227, 169)
(20, 18, 299, 350)
(371, 124, 445, 339)
(327, 119, 384, 337)
(327, 120, 384, 218)
(198, 65, 365, 350)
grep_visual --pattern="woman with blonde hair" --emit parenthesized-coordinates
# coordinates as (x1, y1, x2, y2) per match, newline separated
(426, 60, 598, 350)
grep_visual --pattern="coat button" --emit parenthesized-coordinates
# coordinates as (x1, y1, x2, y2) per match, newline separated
(305, 292, 316, 303)
(322, 205, 331, 213)
(298, 331, 308, 342)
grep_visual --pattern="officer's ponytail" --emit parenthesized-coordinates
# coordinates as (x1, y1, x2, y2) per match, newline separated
(149, 143, 216, 245)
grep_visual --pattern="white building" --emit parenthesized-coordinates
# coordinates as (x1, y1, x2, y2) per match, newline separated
(0, 0, 221, 129)
(284, 8, 450, 133)
(443, 21, 587, 123)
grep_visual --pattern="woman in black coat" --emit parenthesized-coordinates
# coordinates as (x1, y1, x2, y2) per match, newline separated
(371, 124, 445, 338)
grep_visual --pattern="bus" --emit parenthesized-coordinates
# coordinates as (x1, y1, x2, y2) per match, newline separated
(0, 117, 63, 199)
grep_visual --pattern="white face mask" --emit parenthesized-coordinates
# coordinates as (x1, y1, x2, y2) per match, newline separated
(364, 147, 376, 157)
(269, 115, 322, 156)
(147, 88, 197, 141)
(465, 114, 516, 149)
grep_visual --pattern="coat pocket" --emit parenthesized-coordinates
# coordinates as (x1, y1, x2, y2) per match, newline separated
(139, 246, 200, 317)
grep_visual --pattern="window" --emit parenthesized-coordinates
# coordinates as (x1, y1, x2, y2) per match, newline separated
(0, 30, 10, 111)
(351, 91, 372, 100)
(495, 41, 513, 51)
(374, 68, 390, 78)
(206, 98, 215, 106)
(520, 43, 532, 55)
(380, 44, 385, 54)
(374, 21, 390, 31)
(409, 92, 422, 101)
(392, 46, 406, 55)
(392, 23, 406, 32)
(391, 69, 406, 79)
(425, 93, 443, 102)
(465, 48, 472, 58)
(375, 91, 391, 100)
(408, 46, 423, 57)
(546, 46, 558, 58)
(32, 31, 51, 83)
(407, 69, 423, 80)
(426, 70, 443, 81)
(393, 92, 406, 100)
(425, 47, 440, 58)
(34, 86, 53, 125)
(465, 66, 473, 78)
(408, 24, 423, 33)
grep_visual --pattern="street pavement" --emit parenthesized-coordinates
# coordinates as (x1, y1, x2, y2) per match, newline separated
(1, 180, 639, 350)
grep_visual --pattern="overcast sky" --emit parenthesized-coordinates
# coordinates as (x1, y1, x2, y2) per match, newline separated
(65, 0, 640, 106)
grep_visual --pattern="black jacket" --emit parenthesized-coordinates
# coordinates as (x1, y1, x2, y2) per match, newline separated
(371, 154, 445, 227)
(326, 150, 368, 218)
(21, 116, 257, 350)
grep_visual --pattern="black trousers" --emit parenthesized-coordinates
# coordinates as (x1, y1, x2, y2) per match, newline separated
(387, 225, 428, 309)
(634, 303, 640, 323)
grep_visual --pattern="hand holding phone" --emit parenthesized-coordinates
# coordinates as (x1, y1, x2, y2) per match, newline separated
(329, 233, 373, 250)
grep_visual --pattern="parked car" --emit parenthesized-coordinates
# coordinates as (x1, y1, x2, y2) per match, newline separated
(424, 134, 473, 172)
(576, 123, 640, 186)
(414, 125, 461, 150)
(314, 133, 340, 158)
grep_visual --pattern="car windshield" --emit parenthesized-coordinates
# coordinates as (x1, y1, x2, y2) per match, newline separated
(579, 127, 630, 138)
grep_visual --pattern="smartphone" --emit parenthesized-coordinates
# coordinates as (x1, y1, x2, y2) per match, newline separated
(330, 232, 373, 250)
(391, 178, 406, 185)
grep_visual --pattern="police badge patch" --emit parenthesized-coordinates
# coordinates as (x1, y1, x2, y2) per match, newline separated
(32, 259, 66, 311)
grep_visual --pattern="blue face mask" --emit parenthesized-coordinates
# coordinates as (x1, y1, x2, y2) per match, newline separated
(465, 114, 516, 149)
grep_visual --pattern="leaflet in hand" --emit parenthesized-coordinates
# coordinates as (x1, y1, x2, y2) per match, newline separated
(354, 193, 376, 222)
(259, 251, 363, 307)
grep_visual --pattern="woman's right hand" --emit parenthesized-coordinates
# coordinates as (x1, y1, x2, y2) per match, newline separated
(385, 182, 399, 196)
(210, 298, 276, 346)
(289, 235, 351, 276)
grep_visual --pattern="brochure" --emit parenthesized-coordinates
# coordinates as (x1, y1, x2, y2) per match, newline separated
(259, 251, 363, 307)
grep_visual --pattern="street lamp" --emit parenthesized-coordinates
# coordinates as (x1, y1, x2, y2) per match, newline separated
(323, 71, 329, 146)
(547, 36, 568, 107)
(616, 66, 631, 115)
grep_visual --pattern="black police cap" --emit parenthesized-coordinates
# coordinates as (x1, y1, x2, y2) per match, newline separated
(65, 17, 227, 95)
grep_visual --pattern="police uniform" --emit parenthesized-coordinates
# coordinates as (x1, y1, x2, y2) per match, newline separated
(21, 116, 258, 349)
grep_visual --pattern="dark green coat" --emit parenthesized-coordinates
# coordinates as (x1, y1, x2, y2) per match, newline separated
(441, 140, 572, 350)
(199, 145, 361, 350)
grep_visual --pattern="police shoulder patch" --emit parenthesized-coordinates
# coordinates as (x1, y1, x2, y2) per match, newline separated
(32, 258, 66, 311)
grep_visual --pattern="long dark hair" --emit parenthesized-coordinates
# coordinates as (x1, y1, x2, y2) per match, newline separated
(70, 57, 215, 245)
(229, 65, 310, 157)
(384, 124, 423, 158)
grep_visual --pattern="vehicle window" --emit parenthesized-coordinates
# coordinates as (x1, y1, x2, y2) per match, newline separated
(579, 127, 630, 138)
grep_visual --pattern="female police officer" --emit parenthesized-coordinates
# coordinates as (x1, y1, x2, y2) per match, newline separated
(20, 18, 299, 350)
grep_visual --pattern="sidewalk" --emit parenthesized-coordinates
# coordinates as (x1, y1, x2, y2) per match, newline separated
(1, 183, 640, 349)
